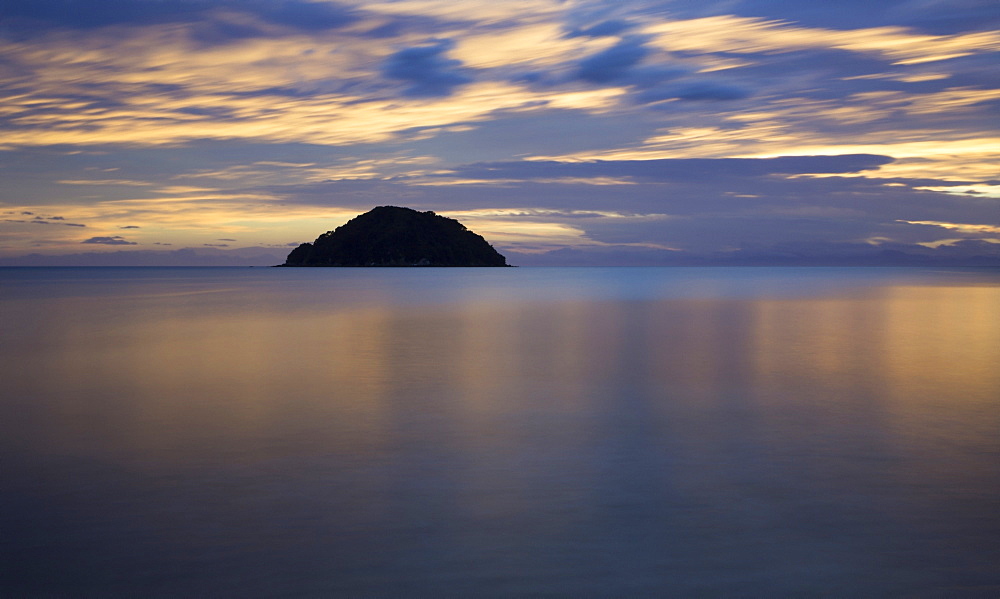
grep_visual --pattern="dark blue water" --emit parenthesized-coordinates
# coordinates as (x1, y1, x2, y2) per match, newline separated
(2, 267, 999, 597)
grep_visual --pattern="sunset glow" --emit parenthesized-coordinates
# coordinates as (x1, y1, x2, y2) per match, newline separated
(1, 0, 997, 265)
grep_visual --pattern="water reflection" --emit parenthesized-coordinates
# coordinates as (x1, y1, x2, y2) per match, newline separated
(1, 268, 998, 596)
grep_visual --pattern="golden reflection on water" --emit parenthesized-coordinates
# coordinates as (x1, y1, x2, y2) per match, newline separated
(4, 286, 993, 430)
(2, 270, 1000, 596)
(754, 285, 1000, 393)
(5, 277, 998, 466)
(880, 286, 1000, 402)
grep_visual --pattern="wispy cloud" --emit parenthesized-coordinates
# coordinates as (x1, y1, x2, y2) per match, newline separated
(899, 220, 1000, 235)
(0, 0, 996, 264)
(82, 235, 137, 245)
(2, 214, 87, 227)
(641, 16, 1000, 65)
(58, 179, 153, 186)
(382, 39, 472, 97)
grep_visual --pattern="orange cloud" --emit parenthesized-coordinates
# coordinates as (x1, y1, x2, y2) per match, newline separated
(643, 16, 1000, 65)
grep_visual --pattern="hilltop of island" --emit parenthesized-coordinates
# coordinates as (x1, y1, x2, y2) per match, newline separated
(280, 206, 509, 267)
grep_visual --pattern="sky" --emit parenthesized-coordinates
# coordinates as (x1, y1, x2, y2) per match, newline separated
(1, 0, 998, 266)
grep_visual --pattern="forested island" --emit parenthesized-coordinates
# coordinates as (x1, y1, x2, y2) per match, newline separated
(281, 206, 509, 267)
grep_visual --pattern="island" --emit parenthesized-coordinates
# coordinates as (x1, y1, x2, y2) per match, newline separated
(280, 206, 510, 267)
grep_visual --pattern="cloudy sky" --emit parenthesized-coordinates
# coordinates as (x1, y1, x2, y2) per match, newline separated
(1, 0, 998, 265)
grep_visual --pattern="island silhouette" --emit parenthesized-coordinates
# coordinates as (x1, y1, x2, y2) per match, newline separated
(280, 206, 509, 267)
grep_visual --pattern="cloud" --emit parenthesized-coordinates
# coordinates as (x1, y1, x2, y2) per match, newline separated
(641, 15, 1000, 66)
(621, 64, 693, 88)
(3, 217, 87, 227)
(636, 80, 753, 103)
(3, 0, 213, 30)
(81, 236, 137, 245)
(29, 219, 87, 227)
(669, 0, 1000, 35)
(5, 150, 994, 265)
(566, 19, 634, 39)
(58, 179, 152, 186)
(357, 0, 563, 23)
(441, 155, 895, 182)
(572, 35, 750, 104)
(1, 0, 996, 266)
(382, 39, 473, 97)
(3, 0, 358, 38)
(2, 31, 627, 149)
(898, 220, 1000, 235)
(452, 23, 590, 70)
(576, 37, 650, 83)
(244, 150, 1000, 258)
(252, 1, 359, 32)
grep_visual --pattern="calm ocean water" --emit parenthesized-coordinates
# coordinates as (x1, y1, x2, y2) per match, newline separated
(2, 267, 999, 597)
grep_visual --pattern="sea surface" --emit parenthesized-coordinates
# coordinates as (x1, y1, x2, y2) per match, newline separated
(1, 266, 999, 597)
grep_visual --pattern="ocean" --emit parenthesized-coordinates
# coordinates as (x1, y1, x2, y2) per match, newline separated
(2, 266, 998, 597)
